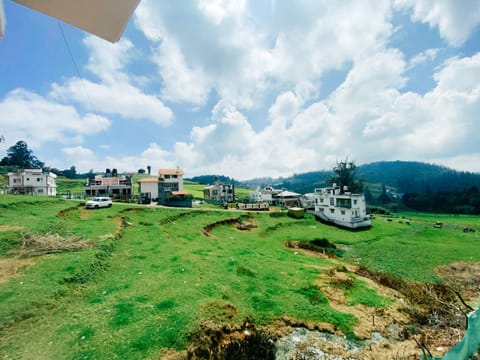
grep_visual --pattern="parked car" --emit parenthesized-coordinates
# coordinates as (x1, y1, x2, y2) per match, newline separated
(85, 197, 112, 209)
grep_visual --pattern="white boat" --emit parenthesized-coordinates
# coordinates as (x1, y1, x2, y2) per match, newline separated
(304, 184, 371, 229)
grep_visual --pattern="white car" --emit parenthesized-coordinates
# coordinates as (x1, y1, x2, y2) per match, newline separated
(85, 197, 113, 209)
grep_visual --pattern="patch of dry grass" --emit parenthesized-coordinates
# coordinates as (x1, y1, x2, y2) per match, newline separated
(15, 233, 93, 257)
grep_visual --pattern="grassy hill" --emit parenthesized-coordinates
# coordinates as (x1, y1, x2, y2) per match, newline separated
(0, 195, 479, 358)
(238, 161, 480, 195)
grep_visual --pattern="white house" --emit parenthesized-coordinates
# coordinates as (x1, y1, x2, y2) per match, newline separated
(308, 184, 371, 229)
(138, 176, 160, 203)
(249, 186, 281, 204)
(203, 181, 235, 203)
(7, 169, 57, 196)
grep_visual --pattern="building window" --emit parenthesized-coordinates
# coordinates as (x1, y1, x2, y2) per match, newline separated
(37, 178, 41, 182)
(341, 210, 345, 215)
(354, 200, 357, 205)
(13, 179, 17, 183)
(26, 178, 30, 181)
(172, 175, 178, 178)
(330, 209, 335, 214)
(330, 197, 334, 206)
(165, 174, 171, 179)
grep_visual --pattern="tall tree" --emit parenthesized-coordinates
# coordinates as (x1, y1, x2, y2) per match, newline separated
(0, 141, 44, 168)
(328, 159, 363, 193)
(62, 165, 77, 179)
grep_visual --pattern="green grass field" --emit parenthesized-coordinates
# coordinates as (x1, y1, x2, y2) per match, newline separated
(0, 195, 479, 359)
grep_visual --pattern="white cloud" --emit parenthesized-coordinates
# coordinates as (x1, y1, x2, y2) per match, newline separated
(0, 89, 111, 148)
(50, 35, 174, 125)
(408, 48, 440, 69)
(51, 78, 173, 125)
(197, 0, 246, 25)
(62, 146, 95, 158)
(395, 0, 480, 46)
(162, 50, 480, 179)
(135, 0, 394, 109)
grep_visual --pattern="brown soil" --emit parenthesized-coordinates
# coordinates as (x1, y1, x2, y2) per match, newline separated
(57, 205, 82, 217)
(202, 216, 257, 237)
(0, 258, 35, 283)
(435, 262, 480, 305)
(79, 209, 93, 220)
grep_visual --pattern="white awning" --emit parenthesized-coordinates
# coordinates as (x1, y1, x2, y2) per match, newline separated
(12, 0, 140, 42)
(0, 0, 5, 39)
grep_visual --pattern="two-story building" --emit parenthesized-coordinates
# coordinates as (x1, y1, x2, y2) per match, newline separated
(7, 169, 57, 196)
(84, 172, 133, 199)
(157, 167, 192, 207)
(203, 181, 235, 203)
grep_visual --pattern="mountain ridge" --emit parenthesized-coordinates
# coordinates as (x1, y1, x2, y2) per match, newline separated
(188, 161, 480, 194)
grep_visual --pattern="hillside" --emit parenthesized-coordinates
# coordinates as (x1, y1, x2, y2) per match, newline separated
(236, 161, 480, 195)
(0, 196, 479, 358)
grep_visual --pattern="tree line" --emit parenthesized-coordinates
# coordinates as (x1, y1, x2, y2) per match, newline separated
(0, 140, 89, 179)
(403, 187, 480, 214)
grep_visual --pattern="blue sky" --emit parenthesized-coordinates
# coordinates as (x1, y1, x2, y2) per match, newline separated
(1, 0, 480, 179)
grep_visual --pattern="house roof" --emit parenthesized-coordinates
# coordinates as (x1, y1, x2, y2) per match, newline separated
(274, 190, 301, 198)
(11, 0, 140, 42)
(158, 168, 184, 176)
(138, 177, 159, 183)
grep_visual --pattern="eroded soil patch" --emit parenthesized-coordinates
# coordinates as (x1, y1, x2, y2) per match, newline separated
(282, 241, 472, 358)
(202, 216, 257, 237)
(436, 262, 480, 306)
(355, 265, 470, 357)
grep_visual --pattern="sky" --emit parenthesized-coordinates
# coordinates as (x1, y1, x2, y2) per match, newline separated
(1, 0, 480, 180)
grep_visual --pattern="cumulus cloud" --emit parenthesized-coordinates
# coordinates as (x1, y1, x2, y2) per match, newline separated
(395, 0, 480, 46)
(135, 0, 394, 109)
(50, 35, 173, 125)
(0, 89, 111, 148)
(162, 49, 480, 179)
(408, 48, 440, 69)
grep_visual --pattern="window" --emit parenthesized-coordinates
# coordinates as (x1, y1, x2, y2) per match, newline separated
(165, 174, 171, 179)
(37, 178, 41, 182)
(13, 179, 17, 183)
(330, 209, 335, 213)
(172, 175, 178, 178)
(330, 197, 334, 206)
(353, 200, 357, 205)
(341, 210, 345, 215)
(26, 178, 30, 181)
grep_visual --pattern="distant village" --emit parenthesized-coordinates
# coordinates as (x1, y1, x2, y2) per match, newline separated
(5, 167, 371, 229)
